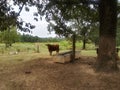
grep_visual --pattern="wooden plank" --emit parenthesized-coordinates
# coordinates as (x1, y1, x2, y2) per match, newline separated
(53, 51, 81, 63)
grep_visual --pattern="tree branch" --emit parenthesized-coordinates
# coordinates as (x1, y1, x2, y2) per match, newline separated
(17, 3, 25, 17)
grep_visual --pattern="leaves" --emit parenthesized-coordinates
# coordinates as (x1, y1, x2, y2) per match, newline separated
(40, 0, 99, 38)
(25, 6, 29, 12)
(0, 26, 20, 47)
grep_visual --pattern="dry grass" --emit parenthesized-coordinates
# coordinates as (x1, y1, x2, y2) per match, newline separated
(0, 42, 120, 90)
(0, 52, 120, 90)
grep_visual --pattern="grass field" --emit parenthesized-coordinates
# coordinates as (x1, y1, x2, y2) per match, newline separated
(0, 42, 120, 62)
(0, 41, 96, 54)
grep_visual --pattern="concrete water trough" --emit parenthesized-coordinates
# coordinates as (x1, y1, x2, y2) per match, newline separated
(53, 50, 81, 63)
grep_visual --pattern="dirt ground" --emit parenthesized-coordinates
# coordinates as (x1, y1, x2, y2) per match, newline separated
(0, 56, 120, 90)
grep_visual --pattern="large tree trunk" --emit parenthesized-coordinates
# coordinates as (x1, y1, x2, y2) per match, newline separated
(97, 0, 118, 71)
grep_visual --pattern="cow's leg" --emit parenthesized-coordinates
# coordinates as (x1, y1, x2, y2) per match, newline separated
(50, 51, 52, 56)
(56, 50, 59, 55)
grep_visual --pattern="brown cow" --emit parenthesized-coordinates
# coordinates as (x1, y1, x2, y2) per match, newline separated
(46, 44, 59, 55)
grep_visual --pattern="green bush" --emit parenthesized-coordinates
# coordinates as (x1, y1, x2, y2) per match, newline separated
(59, 40, 71, 50)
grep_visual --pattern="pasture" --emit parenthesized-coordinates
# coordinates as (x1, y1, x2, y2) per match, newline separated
(0, 42, 120, 90)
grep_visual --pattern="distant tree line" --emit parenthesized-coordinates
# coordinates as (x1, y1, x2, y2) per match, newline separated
(0, 31, 63, 47)
(0, 27, 63, 47)
(1, 28, 120, 48)
(19, 34, 63, 42)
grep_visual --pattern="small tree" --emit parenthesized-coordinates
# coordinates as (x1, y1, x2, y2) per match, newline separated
(0, 27, 20, 47)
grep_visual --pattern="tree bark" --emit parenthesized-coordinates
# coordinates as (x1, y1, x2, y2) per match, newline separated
(82, 35, 86, 50)
(97, 0, 118, 71)
(71, 33, 76, 62)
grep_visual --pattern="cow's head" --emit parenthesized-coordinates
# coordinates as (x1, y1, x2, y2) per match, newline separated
(45, 44, 51, 46)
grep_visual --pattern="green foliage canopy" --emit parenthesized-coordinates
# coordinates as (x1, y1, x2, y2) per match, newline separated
(39, 0, 99, 38)
(0, 27, 20, 47)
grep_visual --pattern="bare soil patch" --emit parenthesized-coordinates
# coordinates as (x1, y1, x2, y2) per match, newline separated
(0, 56, 120, 90)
